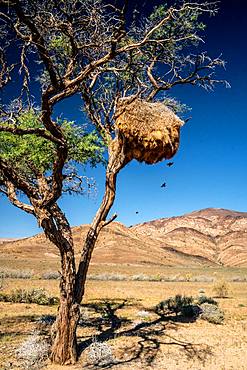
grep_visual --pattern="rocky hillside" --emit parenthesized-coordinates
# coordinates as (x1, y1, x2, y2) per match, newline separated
(132, 208, 247, 267)
(1, 208, 247, 267)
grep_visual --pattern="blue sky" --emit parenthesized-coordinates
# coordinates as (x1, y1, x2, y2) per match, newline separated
(0, 0, 247, 237)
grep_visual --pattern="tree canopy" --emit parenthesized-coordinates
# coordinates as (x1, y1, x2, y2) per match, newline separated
(0, 109, 104, 199)
(0, 1, 228, 365)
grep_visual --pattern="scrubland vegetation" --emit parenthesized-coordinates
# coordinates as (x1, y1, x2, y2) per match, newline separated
(0, 265, 247, 369)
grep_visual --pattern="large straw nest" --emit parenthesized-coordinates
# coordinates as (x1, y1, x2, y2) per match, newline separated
(115, 97, 184, 164)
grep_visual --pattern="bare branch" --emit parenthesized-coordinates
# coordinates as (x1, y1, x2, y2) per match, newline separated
(100, 213, 117, 230)
(13, 1, 60, 89)
(5, 181, 35, 214)
(0, 124, 63, 144)
(0, 158, 38, 199)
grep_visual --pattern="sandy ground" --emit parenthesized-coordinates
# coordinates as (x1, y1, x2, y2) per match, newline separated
(0, 269, 247, 369)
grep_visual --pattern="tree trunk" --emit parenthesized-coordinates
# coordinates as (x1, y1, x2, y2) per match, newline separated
(50, 298, 80, 364)
(50, 249, 80, 364)
(75, 136, 130, 303)
(36, 137, 129, 364)
(37, 205, 80, 365)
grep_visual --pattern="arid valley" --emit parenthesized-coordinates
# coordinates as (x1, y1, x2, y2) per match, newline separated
(0, 208, 247, 369)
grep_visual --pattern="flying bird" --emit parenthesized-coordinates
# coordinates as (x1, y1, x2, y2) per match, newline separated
(161, 182, 166, 188)
(135, 211, 139, 214)
(167, 162, 174, 167)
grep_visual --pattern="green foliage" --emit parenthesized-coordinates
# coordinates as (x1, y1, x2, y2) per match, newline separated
(61, 119, 105, 167)
(149, 3, 206, 44)
(156, 294, 194, 316)
(163, 97, 191, 114)
(0, 110, 105, 179)
(196, 295, 218, 306)
(49, 35, 72, 57)
(0, 288, 59, 305)
(0, 111, 54, 173)
(156, 294, 224, 324)
(181, 304, 201, 318)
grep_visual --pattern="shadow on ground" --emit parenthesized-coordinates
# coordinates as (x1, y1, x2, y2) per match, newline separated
(77, 299, 213, 368)
(0, 300, 213, 369)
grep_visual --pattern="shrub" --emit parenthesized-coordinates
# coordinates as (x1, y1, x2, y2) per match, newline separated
(41, 271, 60, 280)
(213, 280, 230, 298)
(156, 294, 224, 323)
(181, 304, 202, 318)
(87, 338, 113, 366)
(0, 276, 4, 291)
(132, 274, 151, 281)
(137, 310, 152, 319)
(193, 275, 214, 283)
(156, 294, 194, 316)
(238, 303, 245, 307)
(230, 276, 247, 282)
(78, 307, 91, 325)
(0, 292, 7, 302)
(0, 288, 59, 305)
(0, 268, 34, 279)
(200, 303, 224, 324)
(196, 295, 218, 306)
(88, 273, 127, 281)
(15, 331, 50, 369)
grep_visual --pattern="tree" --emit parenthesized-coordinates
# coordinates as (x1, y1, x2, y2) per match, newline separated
(0, 0, 228, 365)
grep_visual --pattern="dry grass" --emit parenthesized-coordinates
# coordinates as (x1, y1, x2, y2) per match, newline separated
(0, 266, 247, 369)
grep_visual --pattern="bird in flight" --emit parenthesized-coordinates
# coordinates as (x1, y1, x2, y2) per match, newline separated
(167, 162, 174, 167)
(135, 211, 139, 214)
(161, 182, 166, 188)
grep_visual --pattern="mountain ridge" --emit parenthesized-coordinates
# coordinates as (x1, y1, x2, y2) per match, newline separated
(1, 208, 247, 267)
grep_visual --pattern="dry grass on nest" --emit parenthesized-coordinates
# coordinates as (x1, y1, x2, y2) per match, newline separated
(115, 97, 184, 164)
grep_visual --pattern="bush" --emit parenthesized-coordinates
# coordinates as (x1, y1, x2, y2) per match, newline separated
(15, 331, 49, 369)
(41, 271, 60, 280)
(132, 274, 151, 281)
(156, 294, 224, 324)
(230, 276, 247, 282)
(87, 338, 113, 366)
(0, 288, 59, 305)
(213, 280, 230, 298)
(0, 268, 34, 279)
(193, 275, 214, 283)
(196, 295, 218, 306)
(156, 295, 194, 316)
(88, 273, 127, 281)
(181, 304, 201, 318)
(200, 303, 224, 324)
(137, 310, 152, 319)
(0, 276, 4, 291)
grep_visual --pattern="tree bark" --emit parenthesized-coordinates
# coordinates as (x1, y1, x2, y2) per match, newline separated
(37, 205, 80, 365)
(34, 136, 129, 364)
(50, 248, 80, 364)
(75, 136, 130, 303)
(48, 138, 127, 364)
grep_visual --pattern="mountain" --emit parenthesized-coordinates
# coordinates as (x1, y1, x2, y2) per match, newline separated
(0, 222, 213, 268)
(0, 238, 21, 244)
(1, 208, 247, 267)
(131, 208, 247, 267)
